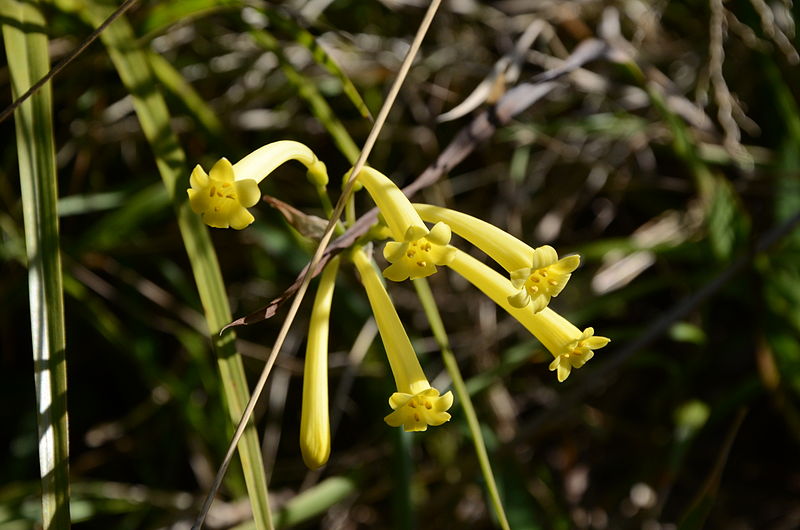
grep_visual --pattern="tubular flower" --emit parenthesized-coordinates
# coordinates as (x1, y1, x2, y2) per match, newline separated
(414, 204, 580, 312)
(187, 140, 328, 229)
(352, 248, 453, 431)
(355, 168, 455, 281)
(448, 248, 609, 382)
(382, 222, 455, 282)
(187, 158, 261, 229)
(300, 257, 340, 469)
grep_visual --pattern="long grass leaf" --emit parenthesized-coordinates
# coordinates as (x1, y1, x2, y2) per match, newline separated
(1, 0, 71, 527)
(147, 50, 227, 146)
(62, 1, 273, 527)
(260, 9, 373, 121)
(248, 29, 361, 164)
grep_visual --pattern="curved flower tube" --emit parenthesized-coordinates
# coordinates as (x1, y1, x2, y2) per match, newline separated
(352, 248, 453, 431)
(414, 203, 580, 312)
(300, 257, 340, 469)
(187, 141, 328, 229)
(355, 167, 428, 242)
(447, 248, 609, 382)
(355, 168, 455, 281)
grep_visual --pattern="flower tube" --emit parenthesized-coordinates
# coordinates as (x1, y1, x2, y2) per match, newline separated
(448, 248, 609, 382)
(300, 257, 340, 469)
(414, 203, 580, 312)
(187, 141, 328, 229)
(352, 248, 453, 431)
(354, 167, 455, 281)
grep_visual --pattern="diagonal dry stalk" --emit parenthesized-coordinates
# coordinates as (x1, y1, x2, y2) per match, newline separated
(191, 1, 443, 528)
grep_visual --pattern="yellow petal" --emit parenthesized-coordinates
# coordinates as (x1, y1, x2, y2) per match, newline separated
(531, 245, 558, 269)
(187, 188, 210, 214)
(427, 221, 452, 245)
(507, 290, 531, 309)
(209, 157, 235, 182)
(228, 207, 255, 230)
(202, 208, 231, 229)
(190, 164, 209, 188)
(383, 241, 407, 263)
(235, 178, 261, 208)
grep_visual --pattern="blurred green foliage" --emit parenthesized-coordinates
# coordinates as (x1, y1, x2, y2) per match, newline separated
(2, 0, 800, 528)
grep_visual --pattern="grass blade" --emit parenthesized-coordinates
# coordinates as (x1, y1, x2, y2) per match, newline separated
(1, 0, 71, 527)
(248, 28, 361, 164)
(260, 9, 373, 122)
(413, 278, 511, 530)
(60, 1, 274, 527)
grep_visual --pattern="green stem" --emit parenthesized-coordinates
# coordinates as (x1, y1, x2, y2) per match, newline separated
(412, 278, 511, 530)
(316, 185, 335, 220)
(392, 428, 414, 530)
(346, 196, 357, 227)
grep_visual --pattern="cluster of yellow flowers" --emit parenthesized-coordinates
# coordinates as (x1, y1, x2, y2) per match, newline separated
(187, 141, 609, 468)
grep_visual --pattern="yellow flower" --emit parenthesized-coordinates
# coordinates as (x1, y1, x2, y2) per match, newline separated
(300, 257, 340, 469)
(447, 248, 609, 382)
(187, 158, 261, 229)
(382, 222, 455, 282)
(187, 141, 328, 229)
(352, 248, 453, 431)
(414, 204, 580, 312)
(355, 168, 455, 281)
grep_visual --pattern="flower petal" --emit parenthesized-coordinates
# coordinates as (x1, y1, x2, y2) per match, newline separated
(531, 245, 558, 269)
(507, 290, 530, 309)
(228, 207, 255, 230)
(235, 178, 261, 208)
(190, 165, 209, 188)
(382, 262, 410, 282)
(187, 188, 210, 214)
(209, 157, 235, 182)
(383, 241, 407, 263)
(426, 222, 452, 246)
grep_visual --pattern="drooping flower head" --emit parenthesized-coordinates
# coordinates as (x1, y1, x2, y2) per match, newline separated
(187, 140, 328, 230)
(414, 204, 580, 312)
(187, 158, 261, 229)
(447, 248, 609, 382)
(355, 168, 455, 281)
(352, 248, 453, 431)
(300, 257, 340, 469)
